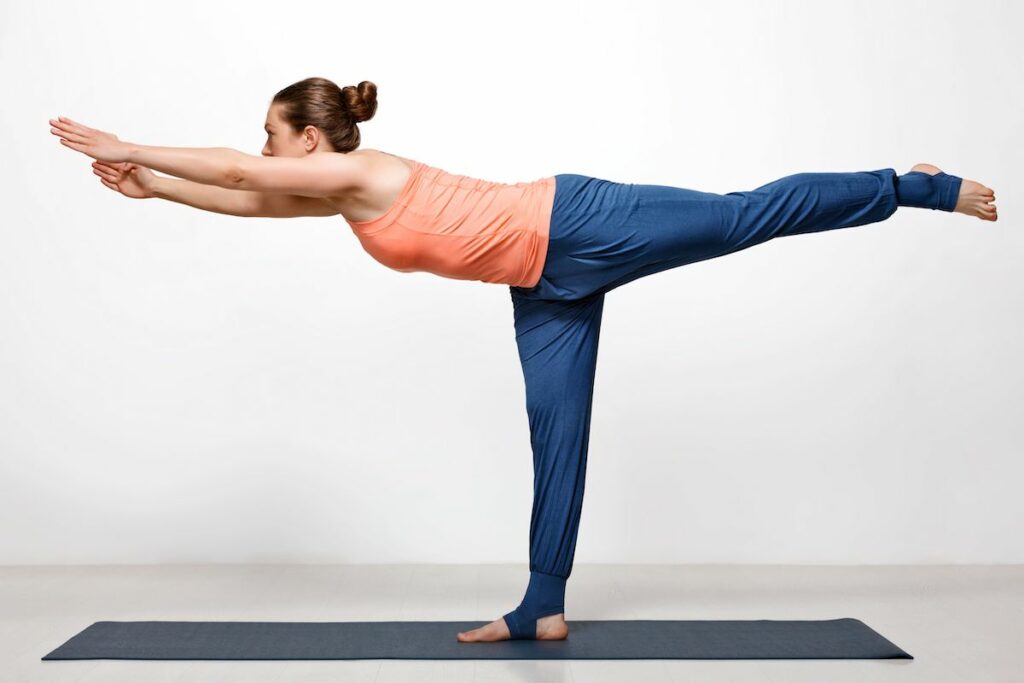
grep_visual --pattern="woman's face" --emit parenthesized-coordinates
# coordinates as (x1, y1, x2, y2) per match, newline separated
(261, 102, 327, 157)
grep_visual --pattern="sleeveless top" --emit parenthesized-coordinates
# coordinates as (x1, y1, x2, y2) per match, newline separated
(343, 158, 556, 288)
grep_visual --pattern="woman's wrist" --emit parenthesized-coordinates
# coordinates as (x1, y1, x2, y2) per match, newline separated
(149, 175, 174, 199)
(125, 142, 141, 164)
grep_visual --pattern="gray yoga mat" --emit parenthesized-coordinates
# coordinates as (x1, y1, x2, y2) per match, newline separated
(42, 618, 912, 660)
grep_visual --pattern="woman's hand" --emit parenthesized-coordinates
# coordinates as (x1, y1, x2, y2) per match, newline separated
(49, 116, 133, 162)
(92, 160, 158, 199)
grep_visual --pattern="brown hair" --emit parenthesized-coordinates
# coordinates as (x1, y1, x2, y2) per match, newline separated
(271, 77, 378, 153)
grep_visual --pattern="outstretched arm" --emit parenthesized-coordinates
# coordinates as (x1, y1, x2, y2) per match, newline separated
(153, 176, 342, 217)
(127, 145, 361, 197)
(91, 160, 340, 218)
(50, 115, 361, 198)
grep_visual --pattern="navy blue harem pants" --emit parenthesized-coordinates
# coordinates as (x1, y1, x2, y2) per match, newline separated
(500, 168, 962, 639)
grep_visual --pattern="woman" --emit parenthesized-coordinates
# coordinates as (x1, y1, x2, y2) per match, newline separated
(50, 77, 998, 644)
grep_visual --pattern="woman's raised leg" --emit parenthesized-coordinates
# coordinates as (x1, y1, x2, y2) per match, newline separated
(592, 167, 915, 296)
(540, 166, 982, 300)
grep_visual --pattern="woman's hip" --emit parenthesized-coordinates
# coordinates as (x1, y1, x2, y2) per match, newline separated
(511, 173, 733, 301)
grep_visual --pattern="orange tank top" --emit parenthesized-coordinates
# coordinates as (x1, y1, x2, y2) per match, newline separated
(344, 158, 555, 288)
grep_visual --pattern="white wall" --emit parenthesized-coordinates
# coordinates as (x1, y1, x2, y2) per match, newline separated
(1, 0, 1021, 565)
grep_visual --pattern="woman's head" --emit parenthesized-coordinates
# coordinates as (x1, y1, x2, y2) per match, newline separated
(262, 77, 377, 157)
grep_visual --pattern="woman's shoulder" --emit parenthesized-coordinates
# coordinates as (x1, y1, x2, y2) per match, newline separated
(348, 148, 417, 170)
(331, 149, 419, 223)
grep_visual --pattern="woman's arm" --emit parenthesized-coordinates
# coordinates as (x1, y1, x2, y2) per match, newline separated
(152, 176, 341, 218)
(126, 144, 361, 198)
(91, 160, 339, 218)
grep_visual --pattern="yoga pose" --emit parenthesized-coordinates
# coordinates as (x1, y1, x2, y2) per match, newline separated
(50, 77, 998, 643)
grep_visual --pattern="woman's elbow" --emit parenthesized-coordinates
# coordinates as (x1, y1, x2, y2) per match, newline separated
(224, 149, 259, 189)
(224, 163, 247, 189)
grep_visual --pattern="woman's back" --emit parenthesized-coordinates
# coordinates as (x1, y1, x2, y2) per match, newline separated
(341, 151, 555, 288)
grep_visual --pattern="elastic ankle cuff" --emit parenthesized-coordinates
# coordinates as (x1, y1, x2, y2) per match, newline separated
(502, 570, 567, 640)
(936, 172, 962, 212)
(895, 170, 962, 212)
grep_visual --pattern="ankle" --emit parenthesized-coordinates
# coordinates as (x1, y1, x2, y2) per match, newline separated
(895, 170, 962, 212)
(503, 570, 567, 639)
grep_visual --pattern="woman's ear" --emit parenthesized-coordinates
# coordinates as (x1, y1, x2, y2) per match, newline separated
(303, 125, 320, 152)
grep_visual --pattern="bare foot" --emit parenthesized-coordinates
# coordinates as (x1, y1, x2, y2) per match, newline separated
(456, 612, 569, 642)
(909, 163, 998, 221)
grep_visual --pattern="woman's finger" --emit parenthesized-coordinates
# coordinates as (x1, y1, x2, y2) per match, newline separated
(50, 117, 91, 137)
(93, 167, 118, 182)
(60, 138, 89, 155)
(99, 178, 119, 191)
(93, 160, 124, 173)
(94, 162, 122, 177)
(51, 127, 89, 144)
(49, 118, 75, 132)
(58, 116, 92, 133)
(93, 162, 122, 178)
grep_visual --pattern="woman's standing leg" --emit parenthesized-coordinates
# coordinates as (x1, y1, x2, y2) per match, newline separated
(501, 289, 606, 640)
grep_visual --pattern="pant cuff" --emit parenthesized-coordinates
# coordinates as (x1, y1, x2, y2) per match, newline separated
(502, 570, 567, 640)
(895, 170, 962, 212)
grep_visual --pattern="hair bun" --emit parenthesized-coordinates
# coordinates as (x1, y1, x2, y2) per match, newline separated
(342, 81, 378, 123)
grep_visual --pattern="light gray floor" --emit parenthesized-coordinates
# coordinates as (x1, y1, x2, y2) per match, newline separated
(4, 563, 1021, 682)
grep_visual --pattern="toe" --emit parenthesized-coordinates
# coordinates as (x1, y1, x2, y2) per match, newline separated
(457, 619, 510, 643)
(456, 627, 480, 642)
